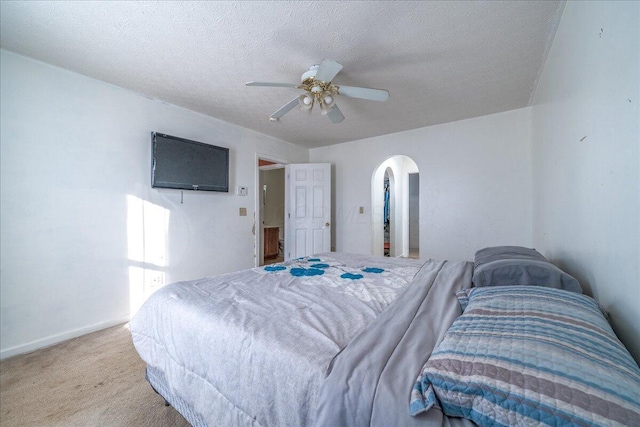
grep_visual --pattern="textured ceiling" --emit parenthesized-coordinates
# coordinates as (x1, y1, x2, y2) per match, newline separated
(0, 1, 564, 148)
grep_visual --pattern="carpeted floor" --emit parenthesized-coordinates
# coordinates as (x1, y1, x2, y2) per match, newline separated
(0, 324, 190, 427)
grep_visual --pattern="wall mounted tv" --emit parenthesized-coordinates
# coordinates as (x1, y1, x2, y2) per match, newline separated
(152, 132, 229, 192)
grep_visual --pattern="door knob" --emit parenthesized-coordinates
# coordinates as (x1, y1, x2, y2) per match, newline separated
(325, 222, 330, 227)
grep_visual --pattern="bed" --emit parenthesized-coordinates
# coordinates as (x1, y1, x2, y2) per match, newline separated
(130, 249, 640, 427)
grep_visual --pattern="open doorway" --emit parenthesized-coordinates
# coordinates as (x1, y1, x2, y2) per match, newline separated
(371, 156, 419, 258)
(256, 159, 332, 266)
(383, 169, 393, 256)
(257, 158, 286, 266)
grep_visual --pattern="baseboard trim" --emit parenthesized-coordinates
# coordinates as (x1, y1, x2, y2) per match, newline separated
(0, 315, 131, 360)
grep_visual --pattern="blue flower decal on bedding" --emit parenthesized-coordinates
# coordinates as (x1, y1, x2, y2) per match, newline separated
(264, 265, 286, 272)
(362, 267, 385, 274)
(308, 258, 322, 262)
(311, 263, 330, 269)
(290, 268, 325, 277)
(341, 273, 363, 280)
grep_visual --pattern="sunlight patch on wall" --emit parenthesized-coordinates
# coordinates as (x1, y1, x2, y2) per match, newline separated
(127, 195, 169, 315)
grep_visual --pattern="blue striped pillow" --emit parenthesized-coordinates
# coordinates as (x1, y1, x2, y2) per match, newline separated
(410, 286, 640, 426)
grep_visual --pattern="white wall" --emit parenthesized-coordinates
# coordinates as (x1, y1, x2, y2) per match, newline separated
(0, 50, 308, 359)
(530, 1, 640, 361)
(310, 107, 533, 262)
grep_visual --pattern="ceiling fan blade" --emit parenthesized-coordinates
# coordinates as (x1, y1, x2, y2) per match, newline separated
(270, 96, 300, 120)
(327, 104, 345, 124)
(314, 59, 343, 83)
(246, 82, 298, 88)
(337, 85, 389, 102)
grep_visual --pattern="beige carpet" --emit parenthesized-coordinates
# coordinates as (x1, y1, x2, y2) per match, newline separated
(0, 324, 190, 427)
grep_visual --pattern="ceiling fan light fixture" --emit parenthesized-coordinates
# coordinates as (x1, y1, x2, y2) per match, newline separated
(320, 91, 336, 115)
(323, 94, 334, 105)
(298, 93, 314, 112)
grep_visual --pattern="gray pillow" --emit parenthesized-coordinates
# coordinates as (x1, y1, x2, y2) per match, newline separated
(472, 246, 582, 293)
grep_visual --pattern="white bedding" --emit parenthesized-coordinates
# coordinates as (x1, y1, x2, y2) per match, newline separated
(130, 253, 423, 426)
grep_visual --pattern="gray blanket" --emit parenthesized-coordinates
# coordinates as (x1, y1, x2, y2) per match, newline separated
(316, 259, 476, 427)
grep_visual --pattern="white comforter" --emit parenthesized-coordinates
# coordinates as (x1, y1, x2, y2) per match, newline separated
(130, 253, 423, 426)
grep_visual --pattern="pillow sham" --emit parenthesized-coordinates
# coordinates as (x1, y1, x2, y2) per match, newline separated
(472, 246, 582, 293)
(474, 246, 546, 270)
(410, 286, 640, 426)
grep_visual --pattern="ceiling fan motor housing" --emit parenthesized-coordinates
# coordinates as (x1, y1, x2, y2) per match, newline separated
(301, 64, 320, 82)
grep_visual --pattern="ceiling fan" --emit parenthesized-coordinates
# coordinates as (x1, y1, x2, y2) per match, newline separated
(246, 59, 389, 124)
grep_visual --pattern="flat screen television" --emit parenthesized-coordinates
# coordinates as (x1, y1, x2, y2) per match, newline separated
(152, 132, 229, 192)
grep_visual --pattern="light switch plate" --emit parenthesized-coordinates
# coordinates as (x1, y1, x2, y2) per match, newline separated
(359, 206, 364, 214)
(239, 207, 247, 216)
(236, 186, 248, 196)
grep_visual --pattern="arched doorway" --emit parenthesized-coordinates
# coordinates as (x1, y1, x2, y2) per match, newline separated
(371, 156, 419, 258)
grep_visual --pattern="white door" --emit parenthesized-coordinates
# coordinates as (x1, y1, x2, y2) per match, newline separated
(285, 163, 331, 260)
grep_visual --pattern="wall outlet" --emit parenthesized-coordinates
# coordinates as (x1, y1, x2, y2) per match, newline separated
(359, 206, 364, 214)
(239, 207, 247, 216)
(145, 270, 164, 292)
